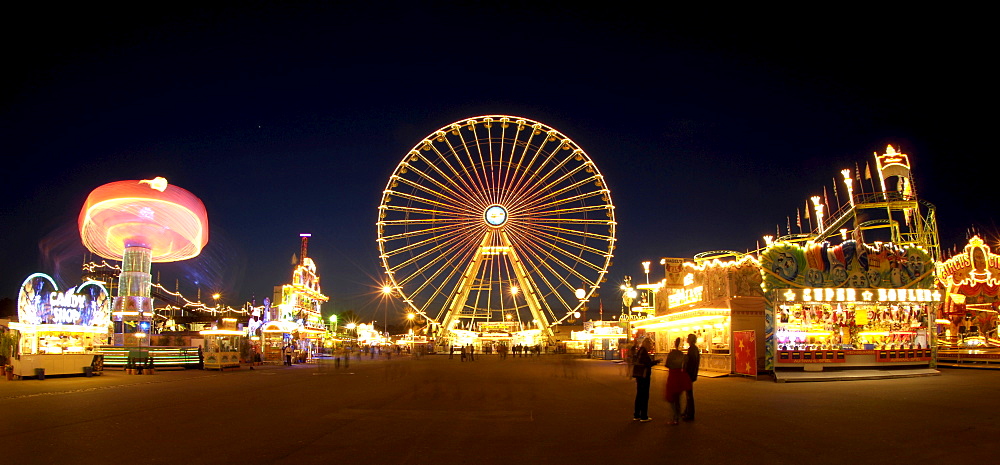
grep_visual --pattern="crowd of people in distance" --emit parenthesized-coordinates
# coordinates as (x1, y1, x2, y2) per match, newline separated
(447, 343, 544, 361)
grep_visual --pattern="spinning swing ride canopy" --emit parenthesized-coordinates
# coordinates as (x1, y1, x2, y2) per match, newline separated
(377, 115, 616, 329)
(79, 177, 209, 262)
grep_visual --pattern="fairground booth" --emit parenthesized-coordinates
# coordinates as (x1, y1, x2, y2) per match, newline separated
(569, 320, 627, 358)
(7, 273, 111, 378)
(760, 239, 941, 379)
(935, 236, 1000, 364)
(200, 318, 244, 370)
(631, 255, 766, 376)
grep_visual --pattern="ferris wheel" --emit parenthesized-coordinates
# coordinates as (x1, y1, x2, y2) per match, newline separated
(377, 115, 616, 339)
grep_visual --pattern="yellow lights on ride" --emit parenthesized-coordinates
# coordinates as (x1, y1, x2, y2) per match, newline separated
(810, 195, 825, 231)
(841, 169, 855, 206)
(138, 177, 169, 192)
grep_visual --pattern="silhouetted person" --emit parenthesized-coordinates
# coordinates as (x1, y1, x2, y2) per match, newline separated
(632, 337, 655, 422)
(682, 333, 700, 421)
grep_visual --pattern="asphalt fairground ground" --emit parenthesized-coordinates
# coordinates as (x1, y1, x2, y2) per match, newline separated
(3, 354, 998, 464)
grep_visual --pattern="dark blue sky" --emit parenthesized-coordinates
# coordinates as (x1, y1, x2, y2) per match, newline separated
(2, 3, 993, 320)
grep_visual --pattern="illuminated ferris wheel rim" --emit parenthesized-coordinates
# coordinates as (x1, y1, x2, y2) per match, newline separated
(377, 115, 616, 329)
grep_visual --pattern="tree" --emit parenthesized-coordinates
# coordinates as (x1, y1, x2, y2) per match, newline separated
(0, 297, 14, 319)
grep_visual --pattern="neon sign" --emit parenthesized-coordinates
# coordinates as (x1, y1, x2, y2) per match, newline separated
(17, 273, 110, 327)
(50, 290, 87, 324)
(937, 236, 1000, 286)
(777, 288, 941, 303)
(668, 286, 704, 308)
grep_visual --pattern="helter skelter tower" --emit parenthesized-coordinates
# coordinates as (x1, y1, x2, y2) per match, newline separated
(79, 177, 209, 345)
(377, 115, 616, 344)
(808, 145, 940, 262)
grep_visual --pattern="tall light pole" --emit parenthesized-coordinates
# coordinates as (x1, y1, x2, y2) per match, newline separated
(381, 285, 393, 341)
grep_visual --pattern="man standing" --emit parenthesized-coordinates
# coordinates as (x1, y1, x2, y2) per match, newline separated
(632, 337, 655, 422)
(682, 333, 700, 421)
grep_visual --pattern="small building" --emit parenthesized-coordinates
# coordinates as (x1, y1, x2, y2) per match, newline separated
(631, 255, 765, 374)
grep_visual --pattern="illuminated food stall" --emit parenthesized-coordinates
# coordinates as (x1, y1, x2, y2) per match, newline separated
(8, 273, 111, 378)
(476, 321, 517, 353)
(761, 240, 941, 376)
(201, 319, 244, 370)
(935, 236, 1000, 363)
(631, 256, 766, 373)
(570, 320, 627, 358)
(262, 321, 298, 362)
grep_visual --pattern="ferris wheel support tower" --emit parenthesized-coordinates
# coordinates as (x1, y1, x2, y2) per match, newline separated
(439, 230, 552, 340)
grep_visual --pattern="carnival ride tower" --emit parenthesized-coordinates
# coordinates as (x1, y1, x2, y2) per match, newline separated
(275, 234, 328, 333)
(79, 177, 209, 346)
(377, 115, 616, 347)
(802, 145, 940, 261)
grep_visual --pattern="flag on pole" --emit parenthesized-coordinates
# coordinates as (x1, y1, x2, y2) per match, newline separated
(855, 162, 863, 192)
(805, 200, 813, 231)
(832, 178, 840, 207)
(864, 161, 871, 180)
(796, 208, 802, 231)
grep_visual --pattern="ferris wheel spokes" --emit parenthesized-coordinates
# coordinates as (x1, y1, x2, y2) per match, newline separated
(390, 167, 479, 212)
(512, 223, 613, 260)
(403, 157, 487, 212)
(388, 224, 481, 288)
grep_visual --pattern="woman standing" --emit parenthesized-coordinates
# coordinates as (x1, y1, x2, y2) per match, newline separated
(632, 337, 656, 422)
(664, 337, 692, 425)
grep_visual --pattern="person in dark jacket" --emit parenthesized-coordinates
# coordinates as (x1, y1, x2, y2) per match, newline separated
(682, 333, 700, 421)
(632, 337, 656, 422)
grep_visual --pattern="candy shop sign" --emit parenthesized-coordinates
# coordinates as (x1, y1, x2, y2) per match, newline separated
(17, 273, 110, 326)
(778, 288, 941, 303)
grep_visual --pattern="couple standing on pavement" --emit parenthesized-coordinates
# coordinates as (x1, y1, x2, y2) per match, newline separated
(632, 333, 700, 424)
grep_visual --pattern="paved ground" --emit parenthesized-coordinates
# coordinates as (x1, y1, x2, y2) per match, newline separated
(2, 354, 999, 464)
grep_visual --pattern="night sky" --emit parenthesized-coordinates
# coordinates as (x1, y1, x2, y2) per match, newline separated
(2, 3, 993, 321)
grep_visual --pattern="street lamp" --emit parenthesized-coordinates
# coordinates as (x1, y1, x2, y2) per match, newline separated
(620, 276, 636, 314)
(380, 284, 393, 341)
(345, 322, 357, 343)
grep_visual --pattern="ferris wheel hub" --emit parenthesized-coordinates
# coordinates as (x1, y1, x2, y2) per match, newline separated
(484, 205, 508, 227)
